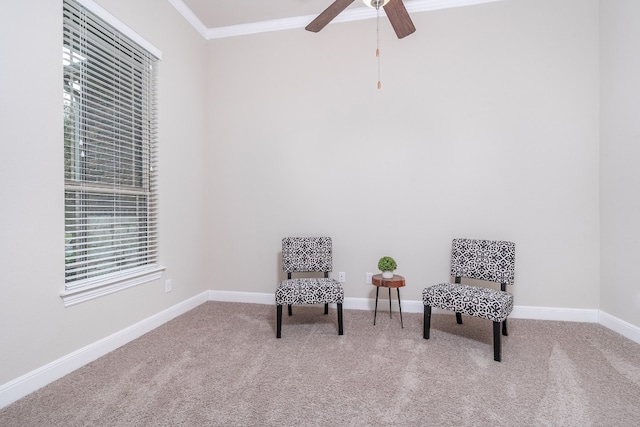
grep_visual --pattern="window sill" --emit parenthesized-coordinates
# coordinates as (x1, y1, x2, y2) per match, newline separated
(60, 265, 166, 307)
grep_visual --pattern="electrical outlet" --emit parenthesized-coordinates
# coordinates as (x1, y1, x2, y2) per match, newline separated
(338, 272, 346, 283)
(366, 272, 373, 284)
(165, 279, 172, 293)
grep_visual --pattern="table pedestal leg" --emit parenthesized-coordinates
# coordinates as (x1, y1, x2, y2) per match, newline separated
(374, 287, 380, 325)
(397, 288, 404, 328)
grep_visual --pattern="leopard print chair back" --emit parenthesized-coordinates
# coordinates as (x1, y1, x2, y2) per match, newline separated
(450, 238, 515, 286)
(282, 236, 333, 276)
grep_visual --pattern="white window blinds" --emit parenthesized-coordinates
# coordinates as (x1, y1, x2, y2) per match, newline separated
(62, 0, 160, 295)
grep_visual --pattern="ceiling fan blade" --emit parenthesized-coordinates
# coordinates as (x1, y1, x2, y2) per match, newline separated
(384, 0, 416, 39)
(305, 0, 355, 33)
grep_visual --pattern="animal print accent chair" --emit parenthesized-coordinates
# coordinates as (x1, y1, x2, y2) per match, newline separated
(275, 237, 344, 338)
(422, 238, 516, 361)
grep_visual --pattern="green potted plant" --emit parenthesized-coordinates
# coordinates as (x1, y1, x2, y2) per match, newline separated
(378, 256, 397, 279)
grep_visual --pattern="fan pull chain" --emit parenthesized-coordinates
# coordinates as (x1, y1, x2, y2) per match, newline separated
(376, 6, 381, 89)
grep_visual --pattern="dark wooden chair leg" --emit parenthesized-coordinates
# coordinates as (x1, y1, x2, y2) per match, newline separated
(456, 312, 463, 324)
(493, 321, 501, 361)
(277, 305, 282, 338)
(287, 304, 292, 316)
(502, 318, 508, 336)
(423, 305, 432, 339)
(324, 303, 329, 315)
(337, 303, 343, 335)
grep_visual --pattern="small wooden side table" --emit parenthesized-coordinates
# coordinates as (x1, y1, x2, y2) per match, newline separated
(372, 274, 405, 328)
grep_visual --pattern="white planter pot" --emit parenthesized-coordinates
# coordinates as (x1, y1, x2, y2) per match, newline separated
(381, 271, 394, 279)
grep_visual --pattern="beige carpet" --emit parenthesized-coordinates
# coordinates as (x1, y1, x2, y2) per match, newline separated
(2, 301, 640, 426)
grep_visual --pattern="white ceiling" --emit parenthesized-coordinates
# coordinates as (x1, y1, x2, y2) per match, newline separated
(170, 0, 504, 39)
(180, 0, 368, 29)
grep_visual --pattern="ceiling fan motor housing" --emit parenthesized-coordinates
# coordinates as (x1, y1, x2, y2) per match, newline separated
(365, 0, 391, 9)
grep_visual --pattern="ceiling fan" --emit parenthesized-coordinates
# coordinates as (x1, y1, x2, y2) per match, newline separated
(306, 0, 416, 39)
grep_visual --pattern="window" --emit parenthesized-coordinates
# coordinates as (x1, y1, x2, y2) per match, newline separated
(61, 0, 163, 306)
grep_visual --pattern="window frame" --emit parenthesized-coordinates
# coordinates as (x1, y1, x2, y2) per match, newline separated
(60, 0, 164, 307)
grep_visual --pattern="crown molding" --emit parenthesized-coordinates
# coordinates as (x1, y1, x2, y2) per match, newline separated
(168, 0, 505, 40)
(167, 0, 210, 38)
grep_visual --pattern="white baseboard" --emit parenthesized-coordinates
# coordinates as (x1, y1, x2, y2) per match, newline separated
(215, 291, 603, 321)
(599, 310, 640, 344)
(2, 290, 638, 410)
(0, 291, 208, 410)
(208, 290, 274, 305)
(510, 305, 600, 323)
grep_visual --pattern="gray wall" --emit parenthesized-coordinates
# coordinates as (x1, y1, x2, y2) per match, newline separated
(600, 0, 640, 327)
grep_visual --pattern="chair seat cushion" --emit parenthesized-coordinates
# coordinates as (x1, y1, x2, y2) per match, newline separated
(276, 278, 344, 305)
(422, 283, 513, 322)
